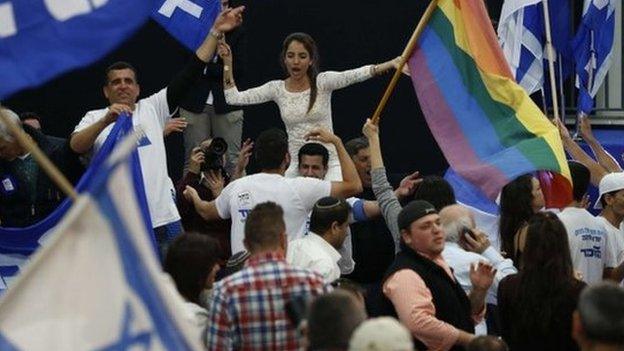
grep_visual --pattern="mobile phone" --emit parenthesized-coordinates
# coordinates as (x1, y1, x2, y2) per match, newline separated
(461, 226, 477, 241)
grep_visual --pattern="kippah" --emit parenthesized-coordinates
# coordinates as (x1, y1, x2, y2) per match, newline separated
(397, 200, 437, 230)
(314, 196, 342, 210)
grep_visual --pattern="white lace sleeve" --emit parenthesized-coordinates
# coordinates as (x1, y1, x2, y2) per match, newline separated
(224, 81, 278, 106)
(317, 65, 374, 91)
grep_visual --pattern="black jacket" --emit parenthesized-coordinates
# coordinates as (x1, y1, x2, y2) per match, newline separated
(0, 126, 84, 227)
(179, 27, 246, 114)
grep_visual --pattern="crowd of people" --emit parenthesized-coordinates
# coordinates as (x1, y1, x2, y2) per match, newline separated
(1, 4, 624, 351)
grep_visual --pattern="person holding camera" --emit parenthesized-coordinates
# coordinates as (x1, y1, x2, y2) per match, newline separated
(176, 137, 252, 260)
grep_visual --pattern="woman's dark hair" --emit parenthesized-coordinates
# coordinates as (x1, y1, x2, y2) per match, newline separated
(499, 174, 535, 263)
(164, 233, 220, 304)
(280, 32, 319, 113)
(412, 175, 456, 211)
(514, 212, 576, 338)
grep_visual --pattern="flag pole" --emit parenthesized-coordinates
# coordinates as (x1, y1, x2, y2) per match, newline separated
(541, 0, 560, 121)
(0, 109, 78, 200)
(371, 0, 439, 125)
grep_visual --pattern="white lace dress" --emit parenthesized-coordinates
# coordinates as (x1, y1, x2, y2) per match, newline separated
(224, 65, 374, 180)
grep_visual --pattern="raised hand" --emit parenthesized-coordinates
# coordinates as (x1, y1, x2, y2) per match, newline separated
(469, 261, 496, 291)
(188, 147, 205, 175)
(304, 127, 339, 145)
(578, 116, 596, 142)
(204, 169, 225, 196)
(234, 138, 253, 179)
(362, 118, 379, 139)
(460, 229, 491, 254)
(212, 6, 245, 33)
(218, 41, 232, 63)
(396, 171, 422, 198)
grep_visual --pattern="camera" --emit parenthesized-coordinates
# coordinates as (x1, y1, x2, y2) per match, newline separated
(200, 137, 228, 172)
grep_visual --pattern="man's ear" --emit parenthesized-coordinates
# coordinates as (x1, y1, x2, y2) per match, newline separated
(280, 231, 288, 253)
(400, 229, 411, 244)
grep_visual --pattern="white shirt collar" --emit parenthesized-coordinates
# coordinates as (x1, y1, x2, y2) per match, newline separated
(307, 232, 342, 262)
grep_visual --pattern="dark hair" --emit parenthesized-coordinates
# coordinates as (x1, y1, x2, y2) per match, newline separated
(254, 128, 288, 170)
(307, 291, 366, 350)
(298, 142, 329, 167)
(412, 175, 456, 211)
(578, 282, 624, 345)
(568, 161, 591, 202)
(514, 212, 576, 339)
(281, 32, 319, 113)
(18, 112, 41, 124)
(104, 61, 138, 85)
(309, 197, 350, 235)
(163, 232, 220, 304)
(344, 137, 369, 158)
(466, 336, 509, 351)
(244, 202, 285, 252)
(499, 174, 536, 263)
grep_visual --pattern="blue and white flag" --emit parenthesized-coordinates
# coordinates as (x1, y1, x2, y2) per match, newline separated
(152, 0, 221, 51)
(0, 135, 202, 350)
(572, 0, 616, 115)
(498, 0, 573, 95)
(0, 0, 152, 99)
(0, 115, 156, 295)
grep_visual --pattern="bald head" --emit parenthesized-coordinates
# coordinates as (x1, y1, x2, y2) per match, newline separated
(439, 204, 474, 243)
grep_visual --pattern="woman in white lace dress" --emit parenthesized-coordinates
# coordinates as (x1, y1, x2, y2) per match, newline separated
(219, 32, 399, 180)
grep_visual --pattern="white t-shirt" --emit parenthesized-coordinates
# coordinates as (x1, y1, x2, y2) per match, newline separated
(74, 89, 180, 227)
(215, 173, 331, 254)
(287, 232, 342, 283)
(557, 208, 615, 284)
(597, 216, 624, 272)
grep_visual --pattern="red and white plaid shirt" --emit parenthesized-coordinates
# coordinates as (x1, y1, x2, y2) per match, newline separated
(205, 251, 329, 350)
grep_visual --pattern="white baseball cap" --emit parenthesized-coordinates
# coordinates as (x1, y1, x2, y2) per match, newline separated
(594, 172, 624, 209)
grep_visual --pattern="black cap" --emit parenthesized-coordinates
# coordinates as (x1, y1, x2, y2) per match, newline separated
(397, 200, 437, 231)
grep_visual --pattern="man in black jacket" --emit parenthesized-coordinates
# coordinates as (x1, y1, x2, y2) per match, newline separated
(0, 108, 83, 227)
(179, 0, 246, 175)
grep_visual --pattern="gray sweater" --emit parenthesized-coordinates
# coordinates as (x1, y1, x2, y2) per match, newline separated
(371, 167, 402, 253)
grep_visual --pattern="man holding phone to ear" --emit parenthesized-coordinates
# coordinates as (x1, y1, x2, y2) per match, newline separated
(439, 204, 517, 335)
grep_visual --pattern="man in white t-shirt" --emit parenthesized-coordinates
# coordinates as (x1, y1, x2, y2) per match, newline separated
(69, 7, 246, 257)
(287, 197, 351, 283)
(558, 162, 616, 284)
(183, 128, 362, 254)
(595, 172, 624, 283)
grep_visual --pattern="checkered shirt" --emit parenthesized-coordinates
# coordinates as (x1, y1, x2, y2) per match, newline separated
(205, 251, 329, 350)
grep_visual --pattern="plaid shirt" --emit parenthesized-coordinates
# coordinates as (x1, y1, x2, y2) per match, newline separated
(205, 251, 329, 350)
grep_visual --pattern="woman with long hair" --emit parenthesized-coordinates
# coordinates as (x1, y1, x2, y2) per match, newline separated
(219, 32, 399, 180)
(498, 212, 585, 351)
(498, 174, 544, 264)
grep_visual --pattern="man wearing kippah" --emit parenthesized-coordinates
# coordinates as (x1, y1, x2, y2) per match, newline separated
(367, 200, 496, 351)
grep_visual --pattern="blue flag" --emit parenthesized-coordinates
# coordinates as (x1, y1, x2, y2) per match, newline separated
(0, 134, 202, 350)
(0, 0, 152, 99)
(498, 0, 573, 95)
(152, 0, 220, 51)
(0, 115, 157, 294)
(572, 0, 616, 115)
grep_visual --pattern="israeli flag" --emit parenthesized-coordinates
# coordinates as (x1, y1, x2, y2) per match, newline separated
(0, 0, 152, 99)
(0, 115, 157, 295)
(572, 0, 616, 115)
(152, 0, 221, 51)
(498, 0, 573, 95)
(0, 135, 202, 350)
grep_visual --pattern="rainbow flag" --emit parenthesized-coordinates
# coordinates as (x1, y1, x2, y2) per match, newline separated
(408, 0, 571, 207)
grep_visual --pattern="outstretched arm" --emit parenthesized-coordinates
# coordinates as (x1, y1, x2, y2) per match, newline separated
(166, 7, 245, 111)
(556, 118, 607, 186)
(579, 116, 622, 173)
(317, 57, 401, 91)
